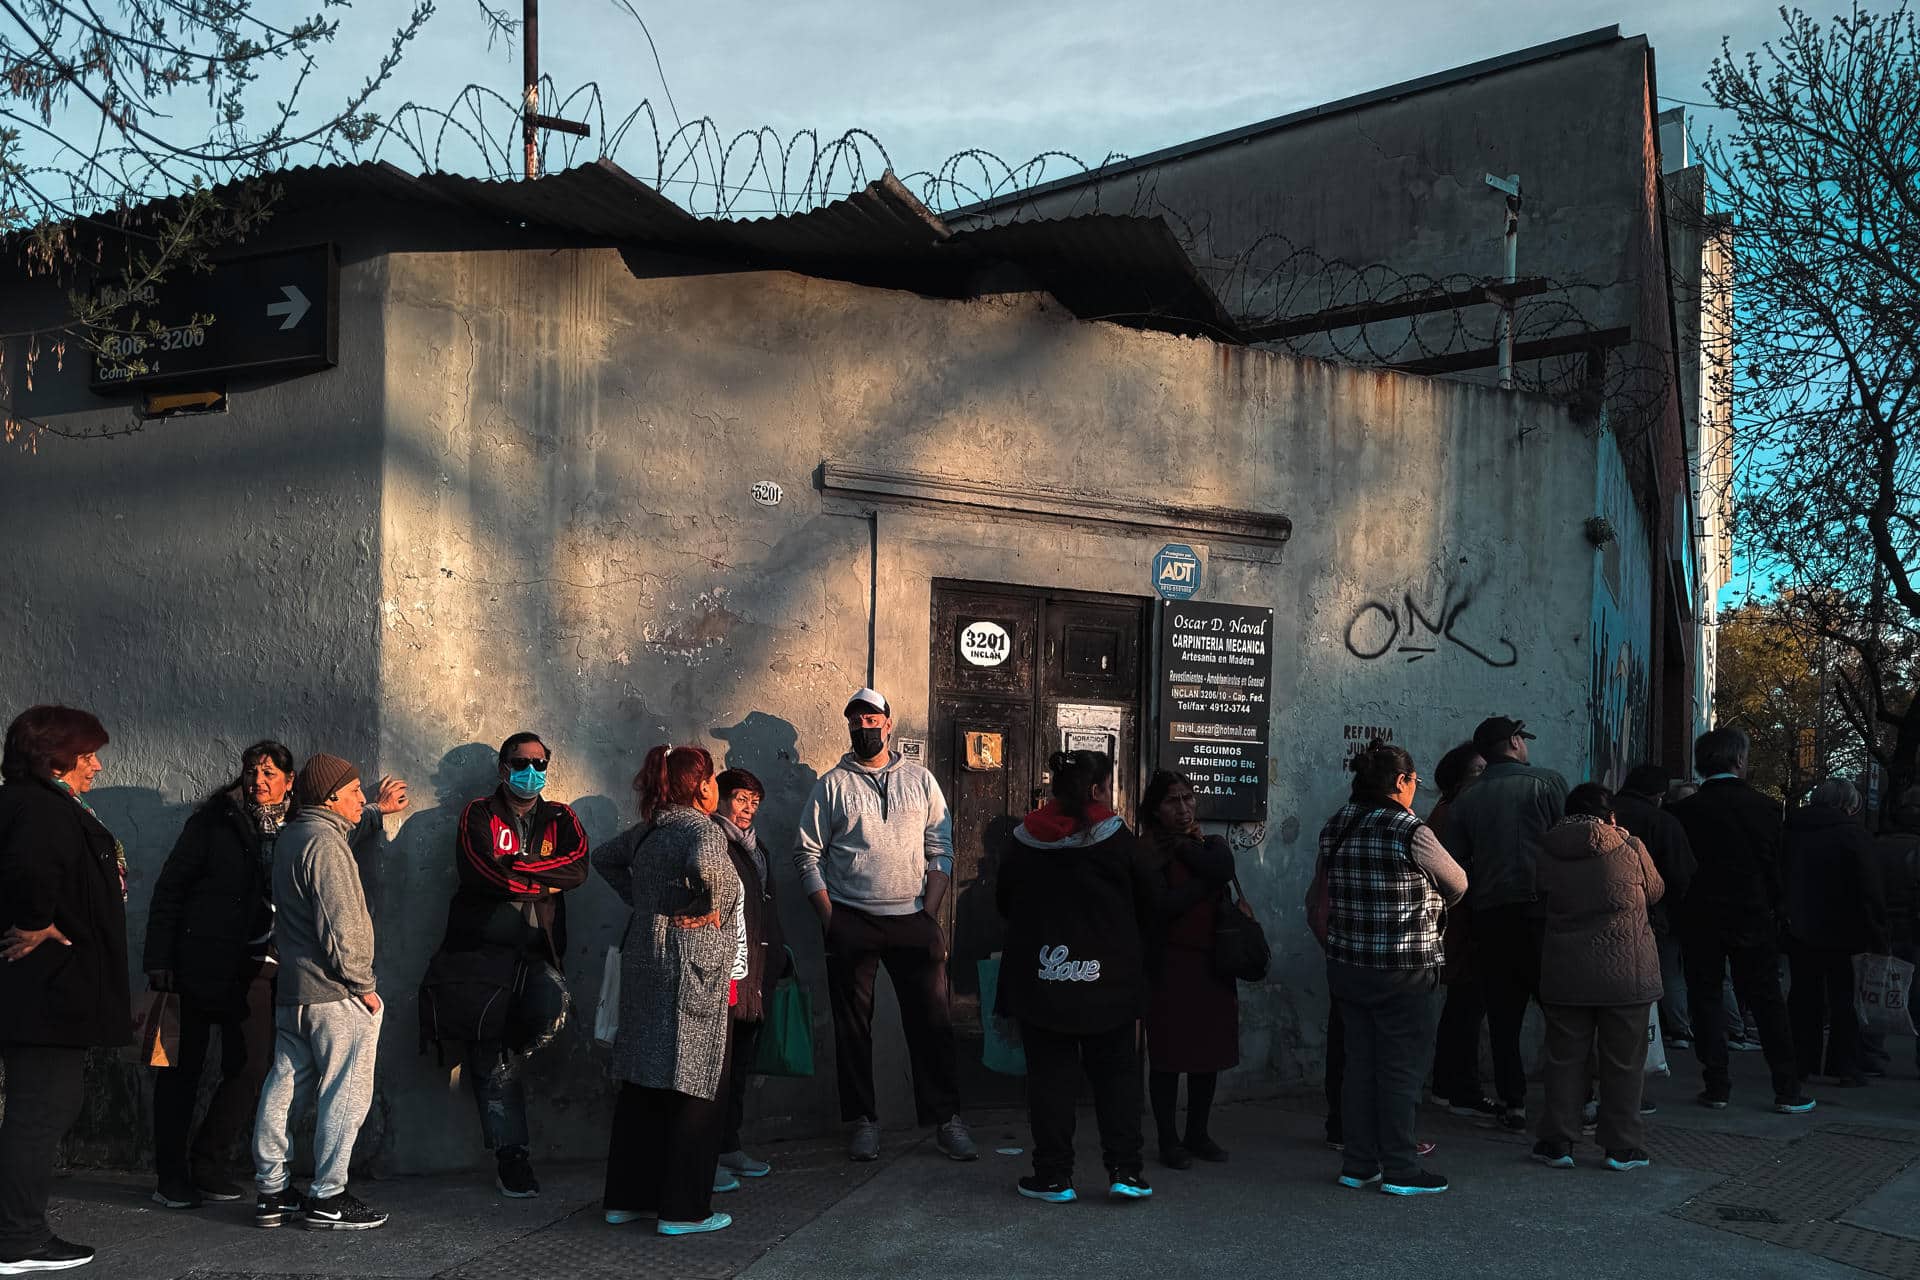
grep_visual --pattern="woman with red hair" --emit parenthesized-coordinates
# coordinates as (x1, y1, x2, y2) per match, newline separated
(0, 705, 130, 1274)
(591, 744, 746, 1237)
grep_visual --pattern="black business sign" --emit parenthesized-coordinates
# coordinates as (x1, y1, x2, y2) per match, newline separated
(89, 243, 339, 392)
(1157, 600, 1274, 822)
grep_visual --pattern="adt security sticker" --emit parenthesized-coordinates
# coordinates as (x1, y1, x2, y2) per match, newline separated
(1153, 544, 1203, 600)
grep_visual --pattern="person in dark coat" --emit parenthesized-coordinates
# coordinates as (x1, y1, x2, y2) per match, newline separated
(1869, 787, 1920, 1073)
(1783, 779, 1887, 1086)
(0, 706, 129, 1275)
(1140, 769, 1237, 1169)
(142, 740, 295, 1210)
(1425, 742, 1491, 1120)
(712, 767, 787, 1184)
(439, 732, 589, 1199)
(1668, 727, 1816, 1114)
(1532, 784, 1664, 1172)
(998, 750, 1160, 1204)
(1613, 764, 1697, 1048)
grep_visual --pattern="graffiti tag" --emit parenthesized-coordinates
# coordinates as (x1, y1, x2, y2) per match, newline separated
(1343, 585, 1518, 668)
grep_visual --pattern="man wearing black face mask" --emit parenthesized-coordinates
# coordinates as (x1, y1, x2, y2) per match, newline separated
(795, 689, 973, 1163)
(435, 732, 589, 1198)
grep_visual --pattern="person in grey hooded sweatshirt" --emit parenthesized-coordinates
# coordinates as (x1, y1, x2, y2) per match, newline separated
(794, 688, 975, 1163)
(251, 753, 408, 1233)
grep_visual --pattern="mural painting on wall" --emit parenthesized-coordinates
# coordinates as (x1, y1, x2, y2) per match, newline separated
(1588, 443, 1652, 790)
(1342, 575, 1518, 668)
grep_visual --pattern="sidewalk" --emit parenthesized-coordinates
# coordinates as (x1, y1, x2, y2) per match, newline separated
(38, 1049, 1920, 1280)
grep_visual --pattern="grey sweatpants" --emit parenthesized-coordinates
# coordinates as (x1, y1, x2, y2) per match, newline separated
(253, 999, 383, 1199)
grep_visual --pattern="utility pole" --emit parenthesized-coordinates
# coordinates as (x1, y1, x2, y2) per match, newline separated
(1484, 173, 1523, 390)
(520, 0, 591, 180)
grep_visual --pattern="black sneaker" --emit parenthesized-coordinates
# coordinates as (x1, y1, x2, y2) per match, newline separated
(1381, 1169, 1449, 1196)
(1447, 1097, 1501, 1119)
(1696, 1090, 1729, 1110)
(192, 1171, 247, 1203)
(1016, 1174, 1076, 1203)
(1184, 1136, 1229, 1163)
(252, 1187, 304, 1229)
(1106, 1171, 1152, 1200)
(1530, 1141, 1574, 1169)
(496, 1146, 540, 1199)
(1605, 1148, 1652, 1171)
(1773, 1094, 1818, 1115)
(1498, 1106, 1528, 1132)
(302, 1191, 389, 1231)
(0, 1236, 94, 1272)
(1640, 1098, 1658, 1116)
(151, 1177, 202, 1210)
(1158, 1144, 1194, 1170)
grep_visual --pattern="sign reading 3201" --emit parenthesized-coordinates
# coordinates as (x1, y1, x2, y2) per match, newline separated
(89, 243, 339, 392)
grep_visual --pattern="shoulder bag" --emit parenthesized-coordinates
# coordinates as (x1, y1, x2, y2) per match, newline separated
(1213, 873, 1271, 982)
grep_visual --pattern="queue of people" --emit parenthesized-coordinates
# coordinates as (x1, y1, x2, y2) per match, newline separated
(3, 692, 1916, 1269)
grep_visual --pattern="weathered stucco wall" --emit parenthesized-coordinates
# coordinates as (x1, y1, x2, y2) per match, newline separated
(0, 258, 391, 1163)
(1, 242, 1642, 1175)
(370, 248, 1608, 1173)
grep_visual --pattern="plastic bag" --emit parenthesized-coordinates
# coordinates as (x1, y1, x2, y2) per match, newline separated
(594, 946, 621, 1047)
(1644, 1002, 1669, 1076)
(1854, 952, 1916, 1037)
(977, 954, 1027, 1076)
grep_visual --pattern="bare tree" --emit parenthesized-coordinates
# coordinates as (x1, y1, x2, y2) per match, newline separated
(1702, 4, 1920, 809)
(1, 0, 511, 441)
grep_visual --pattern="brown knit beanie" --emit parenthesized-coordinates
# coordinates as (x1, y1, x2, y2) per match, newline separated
(293, 753, 360, 809)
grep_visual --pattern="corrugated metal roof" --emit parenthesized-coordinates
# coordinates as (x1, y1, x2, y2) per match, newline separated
(13, 160, 1241, 343)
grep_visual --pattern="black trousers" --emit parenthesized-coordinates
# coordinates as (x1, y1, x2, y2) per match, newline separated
(1431, 979, 1487, 1106)
(1788, 944, 1863, 1080)
(0, 1045, 86, 1255)
(823, 906, 959, 1125)
(1324, 1003, 1345, 1141)
(1473, 905, 1543, 1109)
(1681, 932, 1798, 1098)
(1020, 1021, 1143, 1181)
(152, 976, 276, 1184)
(721, 1020, 761, 1153)
(602, 1041, 731, 1224)
(1329, 961, 1440, 1180)
(465, 962, 570, 1151)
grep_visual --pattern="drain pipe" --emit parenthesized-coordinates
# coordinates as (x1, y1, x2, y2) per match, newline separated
(1485, 172, 1523, 390)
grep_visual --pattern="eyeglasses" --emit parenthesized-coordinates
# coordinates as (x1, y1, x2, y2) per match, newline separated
(509, 758, 550, 771)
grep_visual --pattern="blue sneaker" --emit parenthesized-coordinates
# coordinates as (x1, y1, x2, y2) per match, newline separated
(1107, 1173, 1152, 1199)
(1337, 1170, 1383, 1189)
(1604, 1148, 1651, 1171)
(1018, 1175, 1076, 1203)
(712, 1169, 741, 1194)
(1381, 1170, 1449, 1196)
(657, 1212, 731, 1236)
(1531, 1141, 1574, 1169)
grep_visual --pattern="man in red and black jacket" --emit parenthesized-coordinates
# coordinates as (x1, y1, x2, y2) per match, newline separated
(442, 732, 589, 1198)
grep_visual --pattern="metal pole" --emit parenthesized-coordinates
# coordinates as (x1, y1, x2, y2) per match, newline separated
(522, 0, 539, 180)
(1498, 196, 1519, 390)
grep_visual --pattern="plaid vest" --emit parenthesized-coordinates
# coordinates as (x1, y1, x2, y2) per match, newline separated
(1320, 803, 1445, 970)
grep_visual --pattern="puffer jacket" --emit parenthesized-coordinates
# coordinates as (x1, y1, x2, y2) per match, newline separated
(1445, 758, 1570, 912)
(1536, 815, 1664, 1006)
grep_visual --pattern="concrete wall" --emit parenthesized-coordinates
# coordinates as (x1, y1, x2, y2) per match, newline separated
(2, 243, 1629, 1173)
(0, 257, 391, 1163)
(369, 248, 1604, 1171)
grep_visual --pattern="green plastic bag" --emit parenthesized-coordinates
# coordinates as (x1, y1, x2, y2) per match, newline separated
(977, 954, 1027, 1076)
(748, 948, 815, 1078)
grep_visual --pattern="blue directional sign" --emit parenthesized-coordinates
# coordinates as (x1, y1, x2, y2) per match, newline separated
(1152, 543, 1203, 600)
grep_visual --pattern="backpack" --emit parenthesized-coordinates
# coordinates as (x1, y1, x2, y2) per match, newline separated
(417, 946, 521, 1061)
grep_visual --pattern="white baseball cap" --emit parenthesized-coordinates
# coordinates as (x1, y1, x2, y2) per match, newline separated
(844, 688, 890, 717)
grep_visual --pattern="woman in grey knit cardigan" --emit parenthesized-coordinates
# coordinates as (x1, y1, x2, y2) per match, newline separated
(593, 744, 745, 1237)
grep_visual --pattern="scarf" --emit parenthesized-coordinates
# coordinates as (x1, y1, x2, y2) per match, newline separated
(246, 796, 291, 836)
(55, 778, 127, 901)
(719, 815, 770, 887)
(1021, 799, 1118, 844)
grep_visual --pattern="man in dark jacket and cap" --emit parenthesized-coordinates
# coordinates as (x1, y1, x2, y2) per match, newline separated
(1444, 715, 1568, 1130)
(1669, 727, 1815, 1114)
(1614, 765, 1697, 1048)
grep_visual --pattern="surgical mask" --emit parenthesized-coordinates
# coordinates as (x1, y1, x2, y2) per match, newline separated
(506, 765, 547, 799)
(850, 725, 885, 760)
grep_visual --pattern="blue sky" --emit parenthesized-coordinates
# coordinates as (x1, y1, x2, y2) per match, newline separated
(301, 0, 1780, 206)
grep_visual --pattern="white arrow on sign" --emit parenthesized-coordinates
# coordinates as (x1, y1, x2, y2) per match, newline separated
(265, 285, 310, 330)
